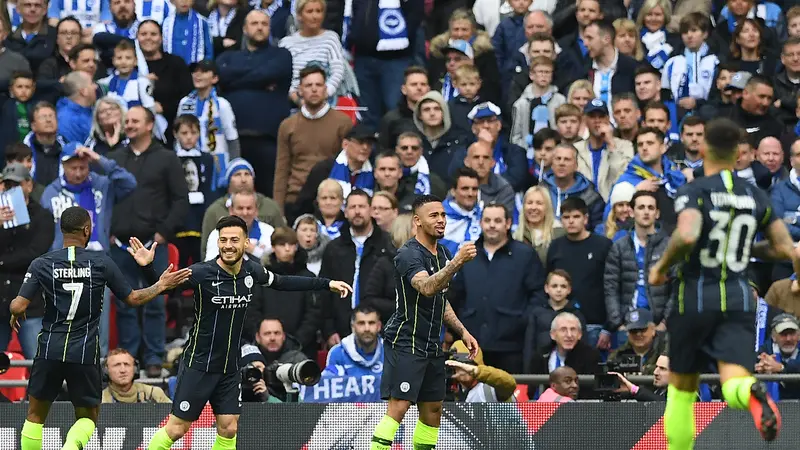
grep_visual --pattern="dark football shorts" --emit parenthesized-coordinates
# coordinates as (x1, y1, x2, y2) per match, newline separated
(381, 343, 447, 403)
(171, 361, 242, 421)
(668, 311, 756, 374)
(28, 359, 102, 407)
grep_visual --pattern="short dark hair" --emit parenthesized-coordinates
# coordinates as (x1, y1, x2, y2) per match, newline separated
(60, 206, 91, 234)
(299, 65, 327, 82)
(130, 105, 155, 124)
(482, 201, 509, 220)
(173, 114, 201, 133)
(215, 215, 249, 235)
(56, 16, 82, 33)
(5, 142, 32, 162)
(528, 31, 555, 46)
(705, 118, 743, 161)
(375, 150, 401, 165)
(630, 190, 658, 209)
(533, 128, 560, 150)
(636, 126, 666, 143)
(271, 226, 298, 246)
(403, 66, 428, 82)
(681, 115, 705, 131)
(560, 197, 588, 216)
(634, 64, 661, 80)
(411, 194, 442, 215)
(716, 62, 739, 75)
(68, 43, 96, 62)
(546, 269, 572, 286)
(452, 166, 480, 190)
(346, 188, 372, 206)
(114, 39, 135, 53)
(137, 19, 162, 36)
(10, 70, 34, 85)
(612, 91, 638, 107)
(32, 101, 55, 119)
(745, 74, 773, 91)
(351, 304, 380, 323)
(589, 19, 616, 40)
(643, 101, 670, 122)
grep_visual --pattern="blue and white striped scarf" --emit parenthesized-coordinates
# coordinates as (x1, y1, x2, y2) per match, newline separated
(376, 0, 408, 51)
(442, 74, 459, 101)
(102, 18, 139, 38)
(492, 140, 507, 176)
(162, 10, 206, 63)
(441, 196, 482, 254)
(108, 68, 139, 106)
(7, 3, 21, 30)
(640, 28, 673, 70)
(678, 43, 709, 100)
(342, 0, 352, 48)
(756, 297, 769, 352)
(402, 155, 431, 195)
(208, 7, 236, 38)
(318, 219, 344, 240)
(329, 149, 374, 198)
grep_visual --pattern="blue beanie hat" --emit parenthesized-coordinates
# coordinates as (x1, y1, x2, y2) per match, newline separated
(225, 158, 255, 186)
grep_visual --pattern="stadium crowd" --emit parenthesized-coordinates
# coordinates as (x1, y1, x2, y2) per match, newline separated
(4, 0, 800, 404)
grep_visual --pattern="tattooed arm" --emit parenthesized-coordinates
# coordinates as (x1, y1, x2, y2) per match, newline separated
(444, 300, 467, 338)
(410, 243, 477, 297)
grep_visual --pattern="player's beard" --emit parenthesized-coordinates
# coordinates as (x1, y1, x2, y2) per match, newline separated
(219, 246, 244, 266)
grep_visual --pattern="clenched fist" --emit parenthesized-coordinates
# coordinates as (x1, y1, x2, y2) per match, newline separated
(455, 242, 478, 265)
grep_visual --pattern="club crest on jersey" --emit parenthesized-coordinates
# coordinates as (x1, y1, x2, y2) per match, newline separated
(245, 275, 253, 289)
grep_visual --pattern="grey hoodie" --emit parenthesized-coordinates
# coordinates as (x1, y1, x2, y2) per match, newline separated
(413, 91, 452, 146)
(480, 173, 515, 213)
(510, 84, 566, 148)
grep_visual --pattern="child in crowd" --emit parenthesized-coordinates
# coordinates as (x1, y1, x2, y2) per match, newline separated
(292, 213, 330, 276)
(553, 103, 583, 145)
(178, 59, 239, 188)
(511, 56, 566, 149)
(662, 12, 718, 113)
(162, 0, 213, 64)
(492, 0, 532, 97)
(448, 65, 483, 136)
(789, 6, 800, 39)
(531, 269, 587, 350)
(1, 71, 35, 149)
(440, 39, 475, 101)
(315, 178, 346, 240)
(529, 128, 559, 184)
(99, 40, 156, 111)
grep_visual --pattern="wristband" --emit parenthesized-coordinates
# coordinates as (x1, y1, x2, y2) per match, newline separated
(630, 385, 639, 395)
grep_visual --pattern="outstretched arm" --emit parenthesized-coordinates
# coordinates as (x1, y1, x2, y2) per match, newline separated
(265, 271, 354, 298)
(124, 265, 193, 307)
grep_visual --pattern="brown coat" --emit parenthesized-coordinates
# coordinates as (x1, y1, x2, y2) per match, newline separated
(765, 279, 800, 317)
(273, 109, 352, 209)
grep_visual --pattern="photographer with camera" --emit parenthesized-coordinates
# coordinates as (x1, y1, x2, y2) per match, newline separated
(101, 349, 171, 404)
(607, 309, 667, 375)
(609, 353, 671, 401)
(239, 345, 271, 403)
(253, 317, 309, 401)
(445, 341, 517, 403)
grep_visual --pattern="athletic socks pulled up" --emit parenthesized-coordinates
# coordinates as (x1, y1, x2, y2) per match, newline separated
(665, 385, 696, 450)
(62, 417, 96, 450)
(412, 419, 439, 450)
(371, 415, 400, 450)
(20, 420, 43, 450)
(147, 427, 175, 450)
(721, 376, 756, 410)
(211, 434, 237, 449)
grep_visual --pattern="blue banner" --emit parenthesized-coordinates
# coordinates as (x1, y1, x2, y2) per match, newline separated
(299, 373, 382, 403)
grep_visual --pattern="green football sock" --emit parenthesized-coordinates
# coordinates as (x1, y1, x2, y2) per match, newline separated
(722, 376, 756, 410)
(371, 415, 400, 450)
(62, 417, 95, 450)
(211, 434, 236, 449)
(412, 420, 439, 450)
(20, 420, 43, 450)
(147, 427, 175, 450)
(665, 385, 696, 450)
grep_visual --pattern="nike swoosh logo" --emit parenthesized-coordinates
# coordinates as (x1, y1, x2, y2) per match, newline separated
(212, 281, 223, 287)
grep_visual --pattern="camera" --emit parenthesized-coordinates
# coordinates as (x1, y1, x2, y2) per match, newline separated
(241, 362, 263, 384)
(594, 355, 642, 392)
(268, 360, 322, 386)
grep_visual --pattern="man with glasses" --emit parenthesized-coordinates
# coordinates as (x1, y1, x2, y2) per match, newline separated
(393, 131, 447, 207)
(5, 0, 56, 73)
(774, 37, 800, 126)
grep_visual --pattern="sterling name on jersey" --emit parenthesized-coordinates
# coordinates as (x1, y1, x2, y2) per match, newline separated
(674, 170, 776, 314)
(180, 258, 330, 373)
(18, 246, 133, 365)
(383, 238, 451, 358)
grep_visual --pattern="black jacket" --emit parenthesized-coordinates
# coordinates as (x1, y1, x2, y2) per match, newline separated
(107, 141, 189, 241)
(378, 98, 416, 151)
(361, 254, 396, 325)
(0, 201, 53, 318)
(5, 24, 57, 74)
(145, 53, 193, 133)
(527, 301, 586, 356)
(319, 224, 395, 339)
(577, 52, 639, 99)
(247, 251, 323, 358)
(259, 335, 309, 401)
(726, 102, 785, 149)
(773, 70, 800, 126)
(528, 340, 602, 398)
(394, 170, 448, 213)
(211, 7, 248, 58)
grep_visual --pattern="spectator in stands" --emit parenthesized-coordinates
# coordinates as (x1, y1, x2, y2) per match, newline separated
(463, 142, 515, 213)
(775, 37, 800, 126)
(554, 103, 583, 145)
(514, 185, 564, 263)
(101, 348, 171, 403)
(107, 105, 188, 377)
(47, 0, 108, 30)
(526, 128, 558, 184)
(611, 353, 670, 400)
(5, 0, 56, 74)
(642, 101, 679, 146)
(85, 96, 127, 155)
(314, 179, 346, 240)
(57, 70, 97, 144)
(492, 0, 531, 99)
(378, 66, 430, 152)
(579, 20, 637, 105)
(428, 8, 501, 105)
(0, 17, 31, 82)
(136, 20, 193, 138)
(205, 190, 275, 260)
(608, 308, 667, 373)
(575, 99, 634, 202)
(26, 102, 68, 187)
(446, 340, 517, 402)
(254, 317, 310, 401)
(530, 269, 586, 351)
(3, 143, 44, 201)
(757, 137, 789, 186)
(726, 18, 777, 78)
(293, 213, 330, 275)
(252, 0, 291, 41)
(536, 366, 579, 402)
(543, 143, 604, 229)
(36, 17, 83, 81)
(529, 312, 601, 380)
(772, 140, 800, 246)
(245, 227, 322, 357)
(448, 65, 484, 137)
(558, 0, 601, 66)
(511, 56, 567, 149)
(668, 116, 705, 174)
(239, 344, 271, 402)
(728, 75, 784, 148)
(412, 91, 467, 183)
(612, 18, 644, 62)
(698, 64, 741, 120)
(280, 0, 347, 106)
(98, 40, 156, 114)
(161, 0, 213, 64)
(566, 79, 593, 134)
(275, 66, 352, 218)
(393, 132, 448, 206)
(715, 0, 782, 54)
(200, 158, 284, 257)
(0, 163, 53, 358)
(64, 43, 101, 83)
(450, 202, 545, 374)
(636, 0, 680, 70)
(372, 153, 405, 214)
(319, 189, 394, 347)
(349, 0, 424, 129)
(217, 11, 292, 197)
(363, 214, 413, 323)
(0, 71, 35, 155)
(547, 197, 612, 349)
(611, 93, 641, 144)
(661, 13, 717, 116)
(442, 167, 482, 254)
(92, 0, 140, 66)
(371, 191, 399, 233)
(207, 0, 247, 57)
(756, 313, 800, 400)
(294, 123, 378, 216)
(325, 305, 384, 378)
(595, 182, 634, 241)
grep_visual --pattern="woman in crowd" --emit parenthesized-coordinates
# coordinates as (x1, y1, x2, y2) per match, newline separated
(37, 17, 97, 81)
(427, 8, 501, 105)
(567, 80, 593, 141)
(86, 96, 128, 155)
(636, 0, 681, 70)
(293, 213, 330, 275)
(315, 178, 346, 240)
(363, 213, 414, 324)
(513, 186, 563, 264)
(371, 191, 399, 233)
(613, 18, 644, 61)
(726, 18, 778, 77)
(207, 0, 248, 57)
(279, 0, 347, 107)
(595, 183, 635, 242)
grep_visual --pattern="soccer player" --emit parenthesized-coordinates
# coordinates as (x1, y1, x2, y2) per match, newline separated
(371, 195, 480, 450)
(649, 118, 800, 449)
(10, 206, 192, 450)
(145, 215, 353, 450)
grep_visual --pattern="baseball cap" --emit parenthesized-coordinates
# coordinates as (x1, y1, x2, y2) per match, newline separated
(1, 162, 31, 183)
(725, 71, 752, 91)
(772, 313, 800, 334)
(189, 59, 219, 75)
(625, 308, 654, 330)
(584, 98, 609, 115)
(445, 39, 474, 60)
(346, 123, 378, 142)
(60, 142, 82, 163)
(467, 102, 502, 122)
